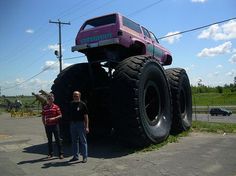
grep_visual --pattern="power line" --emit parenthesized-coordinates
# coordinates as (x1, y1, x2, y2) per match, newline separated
(2, 61, 59, 91)
(1, 55, 85, 91)
(1, 55, 85, 92)
(63, 55, 85, 60)
(70, 0, 115, 22)
(127, 0, 164, 17)
(157, 17, 236, 40)
(54, 0, 95, 20)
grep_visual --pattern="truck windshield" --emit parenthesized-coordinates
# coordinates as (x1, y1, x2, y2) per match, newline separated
(82, 14, 116, 30)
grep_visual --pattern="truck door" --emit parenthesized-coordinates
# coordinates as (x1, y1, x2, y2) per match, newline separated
(141, 27, 153, 56)
(149, 31, 164, 60)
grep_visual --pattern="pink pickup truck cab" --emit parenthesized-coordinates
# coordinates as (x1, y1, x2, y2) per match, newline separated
(72, 13, 172, 66)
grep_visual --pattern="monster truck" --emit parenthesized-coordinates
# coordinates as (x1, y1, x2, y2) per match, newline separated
(51, 13, 192, 146)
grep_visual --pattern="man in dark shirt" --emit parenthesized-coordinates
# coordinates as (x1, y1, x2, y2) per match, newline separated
(69, 91, 89, 163)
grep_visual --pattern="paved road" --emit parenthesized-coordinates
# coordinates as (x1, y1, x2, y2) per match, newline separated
(193, 113, 236, 123)
(0, 113, 236, 176)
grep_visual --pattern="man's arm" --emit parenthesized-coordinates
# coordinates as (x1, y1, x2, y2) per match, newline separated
(84, 114, 89, 133)
(47, 112, 62, 122)
(53, 106, 62, 120)
(46, 106, 62, 122)
(42, 109, 46, 125)
(42, 116, 45, 125)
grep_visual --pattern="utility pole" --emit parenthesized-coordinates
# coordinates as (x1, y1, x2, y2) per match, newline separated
(49, 19, 70, 73)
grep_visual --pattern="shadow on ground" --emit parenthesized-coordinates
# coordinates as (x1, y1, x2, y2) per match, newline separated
(17, 136, 133, 166)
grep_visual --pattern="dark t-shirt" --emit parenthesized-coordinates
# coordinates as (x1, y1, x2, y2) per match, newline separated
(69, 101, 88, 122)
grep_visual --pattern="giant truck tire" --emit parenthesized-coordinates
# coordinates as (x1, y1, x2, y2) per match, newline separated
(165, 68, 192, 134)
(51, 63, 111, 140)
(111, 55, 172, 147)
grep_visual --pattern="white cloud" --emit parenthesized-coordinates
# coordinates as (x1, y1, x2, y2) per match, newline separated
(25, 29, 34, 34)
(226, 69, 236, 77)
(185, 67, 190, 72)
(198, 20, 236, 40)
(162, 31, 182, 44)
(42, 61, 58, 71)
(2, 78, 52, 96)
(213, 72, 219, 76)
(42, 60, 73, 71)
(197, 41, 232, 57)
(229, 54, 236, 63)
(48, 44, 59, 51)
(191, 0, 207, 3)
(15, 78, 24, 84)
(216, 64, 223, 68)
(63, 62, 73, 69)
(184, 64, 195, 72)
(46, 44, 65, 53)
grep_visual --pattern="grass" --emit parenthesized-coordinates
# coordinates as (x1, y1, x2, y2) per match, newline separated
(139, 131, 189, 152)
(191, 120, 236, 133)
(193, 93, 236, 106)
(0, 96, 35, 105)
(139, 120, 236, 152)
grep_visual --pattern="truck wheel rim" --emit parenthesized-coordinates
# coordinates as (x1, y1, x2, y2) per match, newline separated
(180, 88, 187, 118)
(144, 81, 161, 126)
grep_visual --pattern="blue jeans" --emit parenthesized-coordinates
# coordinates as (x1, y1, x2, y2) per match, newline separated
(70, 121, 88, 159)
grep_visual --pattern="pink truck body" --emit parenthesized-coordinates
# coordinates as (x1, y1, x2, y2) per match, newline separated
(72, 13, 172, 66)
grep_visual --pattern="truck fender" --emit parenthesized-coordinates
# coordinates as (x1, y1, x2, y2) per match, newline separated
(163, 53, 172, 65)
(130, 38, 146, 54)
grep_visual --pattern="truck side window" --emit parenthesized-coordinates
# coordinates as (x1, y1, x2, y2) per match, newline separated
(142, 27, 151, 38)
(149, 32, 159, 43)
(122, 16, 142, 34)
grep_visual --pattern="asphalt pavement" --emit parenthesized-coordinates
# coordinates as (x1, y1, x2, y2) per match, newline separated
(0, 112, 236, 176)
(193, 113, 236, 123)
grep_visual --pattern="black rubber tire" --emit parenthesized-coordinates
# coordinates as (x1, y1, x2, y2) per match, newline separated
(111, 55, 172, 147)
(165, 68, 192, 134)
(51, 63, 111, 140)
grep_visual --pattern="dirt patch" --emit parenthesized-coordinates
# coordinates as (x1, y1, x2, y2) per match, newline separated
(0, 134, 11, 140)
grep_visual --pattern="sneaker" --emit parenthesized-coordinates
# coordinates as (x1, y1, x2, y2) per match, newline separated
(69, 157, 79, 162)
(82, 157, 87, 163)
(59, 155, 64, 159)
(47, 155, 53, 159)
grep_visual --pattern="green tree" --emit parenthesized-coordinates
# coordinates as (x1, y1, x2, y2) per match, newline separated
(216, 86, 223, 93)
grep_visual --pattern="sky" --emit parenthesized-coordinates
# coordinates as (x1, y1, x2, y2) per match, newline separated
(0, 0, 236, 96)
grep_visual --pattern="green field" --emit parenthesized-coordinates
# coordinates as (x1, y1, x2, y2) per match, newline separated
(1, 93, 236, 107)
(0, 96, 40, 115)
(0, 95, 35, 104)
(0, 92, 236, 113)
(193, 93, 236, 106)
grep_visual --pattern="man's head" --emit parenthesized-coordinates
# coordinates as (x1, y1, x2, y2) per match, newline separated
(73, 91, 81, 101)
(47, 93, 54, 103)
